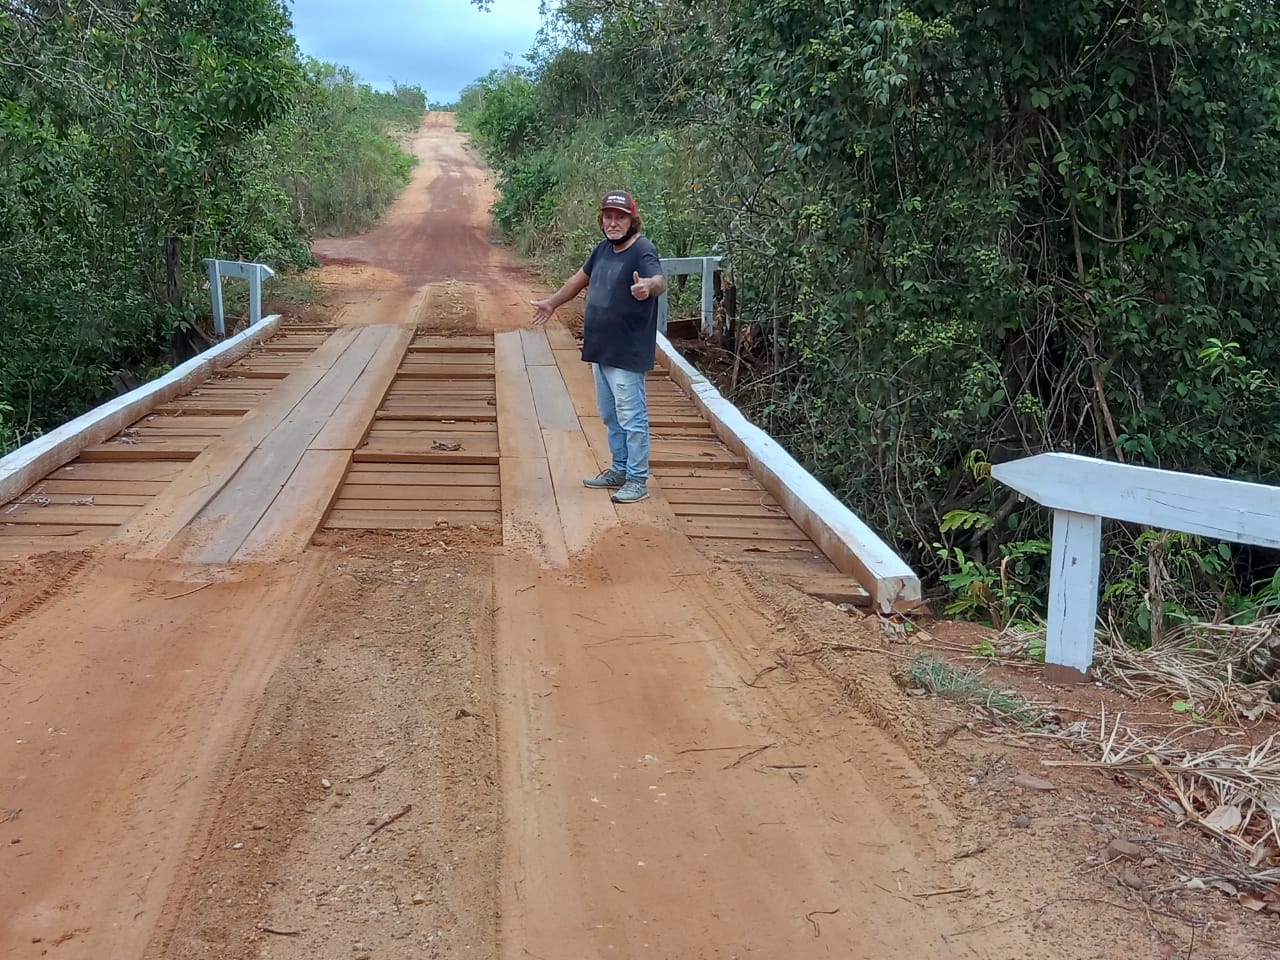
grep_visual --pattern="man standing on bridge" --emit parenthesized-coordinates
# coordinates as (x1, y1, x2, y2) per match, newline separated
(531, 190, 667, 504)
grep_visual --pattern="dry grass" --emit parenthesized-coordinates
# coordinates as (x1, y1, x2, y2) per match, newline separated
(977, 616, 1280, 887)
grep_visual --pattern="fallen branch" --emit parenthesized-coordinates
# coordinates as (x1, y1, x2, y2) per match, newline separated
(805, 908, 839, 937)
(257, 925, 302, 937)
(724, 743, 775, 770)
(915, 885, 971, 898)
(341, 803, 413, 859)
(162, 581, 212, 601)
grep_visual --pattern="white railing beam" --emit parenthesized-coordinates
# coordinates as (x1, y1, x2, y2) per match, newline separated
(658, 255, 722, 338)
(204, 259, 276, 337)
(992, 452, 1280, 678)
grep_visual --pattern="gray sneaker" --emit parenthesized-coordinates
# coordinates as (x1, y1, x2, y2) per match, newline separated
(610, 479, 649, 504)
(583, 468, 626, 489)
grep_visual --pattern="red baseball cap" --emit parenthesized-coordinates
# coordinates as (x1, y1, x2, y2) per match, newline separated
(600, 190, 638, 215)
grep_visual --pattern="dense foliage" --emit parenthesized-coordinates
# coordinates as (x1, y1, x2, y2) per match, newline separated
(466, 0, 1280, 626)
(0, 1, 422, 451)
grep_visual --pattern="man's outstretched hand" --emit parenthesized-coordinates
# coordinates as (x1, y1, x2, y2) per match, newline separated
(631, 271, 652, 301)
(530, 297, 554, 326)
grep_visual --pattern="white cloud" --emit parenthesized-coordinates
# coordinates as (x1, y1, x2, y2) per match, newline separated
(288, 0, 549, 102)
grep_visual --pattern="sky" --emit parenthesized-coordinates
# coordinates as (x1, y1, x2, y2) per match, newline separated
(288, 0, 550, 105)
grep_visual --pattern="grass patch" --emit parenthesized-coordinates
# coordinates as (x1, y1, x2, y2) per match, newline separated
(905, 653, 1047, 727)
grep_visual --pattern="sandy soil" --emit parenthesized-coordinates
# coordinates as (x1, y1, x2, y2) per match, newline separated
(2, 114, 1277, 960)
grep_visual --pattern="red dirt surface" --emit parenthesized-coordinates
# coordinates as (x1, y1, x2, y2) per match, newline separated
(1, 114, 1276, 960)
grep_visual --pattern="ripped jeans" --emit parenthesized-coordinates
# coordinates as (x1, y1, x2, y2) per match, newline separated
(593, 363, 650, 482)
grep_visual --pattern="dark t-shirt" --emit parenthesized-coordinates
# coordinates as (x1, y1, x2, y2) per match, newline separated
(580, 235, 662, 372)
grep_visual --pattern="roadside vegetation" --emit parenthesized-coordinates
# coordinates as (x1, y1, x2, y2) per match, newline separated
(0, 0, 422, 452)
(460, 0, 1280, 642)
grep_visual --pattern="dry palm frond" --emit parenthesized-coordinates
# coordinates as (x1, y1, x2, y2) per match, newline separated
(1092, 615, 1280, 722)
(998, 615, 1280, 721)
(1043, 707, 1280, 886)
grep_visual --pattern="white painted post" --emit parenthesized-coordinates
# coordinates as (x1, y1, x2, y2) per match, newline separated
(700, 257, 715, 337)
(207, 260, 226, 336)
(1046, 510, 1102, 673)
(248, 264, 266, 325)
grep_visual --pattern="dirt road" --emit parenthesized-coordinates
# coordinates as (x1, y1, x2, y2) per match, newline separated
(1, 115, 1263, 960)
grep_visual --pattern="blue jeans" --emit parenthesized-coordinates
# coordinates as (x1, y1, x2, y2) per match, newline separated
(593, 363, 650, 482)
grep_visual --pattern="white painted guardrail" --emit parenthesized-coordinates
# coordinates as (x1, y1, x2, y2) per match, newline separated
(658, 333, 920, 612)
(205, 258, 275, 336)
(992, 453, 1280, 677)
(0, 314, 282, 505)
(658, 256, 721, 337)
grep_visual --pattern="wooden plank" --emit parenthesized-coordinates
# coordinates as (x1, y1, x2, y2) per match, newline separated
(184, 328, 387, 563)
(325, 508, 499, 529)
(666, 502, 787, 519)
(0, 533, 109, 556)
(693, 537, 822, 556)
(394, 369, 494, 380)
(360, 439, 500, 459)
(78, 445, 204, 462)
(0, 503, 138, 525)
(376, 411, 497, 422)
(528, 366, 580, 431)
(651, 470, 760, 487)
(111, 442, 257, 553)
(541, 429, 617, 554)
(152, 404, 252, 416)
(678, 516, 808, 540)
(648, 453, 747, 470)
(663, 488, 779, 506)
(334, 497, 499, 511)
(312, 325, 414, 450)
(0, 521, 118, 536)
(400, 352, 496, 365)
(519, 328, 556, 366)
(234, 450, 352, 562)
(338, 481, 497, 498)
(409, 336, 494, 352)
(352, 450, 499, 465)
(543, 325, 578, 351)
(551, 349, 598, 419)
(2, 491, 150, 507)
(366, 423, 497, 436)
(135, 415, 243, 430)
(345, 463, 496, 479)
(22, 480, 165, 497)
(47, 461, 190, 482)
(494, 331, 547, 460)
(500, 456, 568, 568)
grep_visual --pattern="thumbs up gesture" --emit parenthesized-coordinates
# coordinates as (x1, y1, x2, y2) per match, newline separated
(630, 271, 651, 301)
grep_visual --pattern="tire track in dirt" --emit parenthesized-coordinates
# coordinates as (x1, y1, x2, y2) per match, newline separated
(0, 552, 92, 631)
(0, 557, 326, 959)
(494, 525, 976, 959)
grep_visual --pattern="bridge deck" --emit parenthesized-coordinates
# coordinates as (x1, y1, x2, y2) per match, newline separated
(0, 322, 867, 602)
